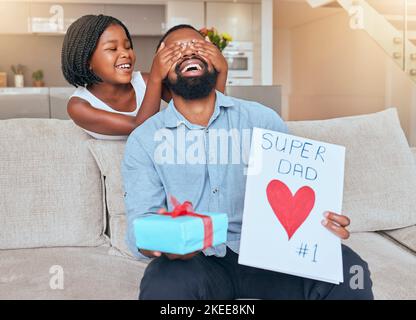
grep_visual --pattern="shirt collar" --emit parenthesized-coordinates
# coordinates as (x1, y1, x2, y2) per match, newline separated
(164, 90, 235, 129)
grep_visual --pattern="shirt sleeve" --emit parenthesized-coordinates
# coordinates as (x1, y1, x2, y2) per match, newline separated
(122, 135, 167, 260)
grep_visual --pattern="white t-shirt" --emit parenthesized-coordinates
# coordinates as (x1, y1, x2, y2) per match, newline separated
(70, 71, 146, 140)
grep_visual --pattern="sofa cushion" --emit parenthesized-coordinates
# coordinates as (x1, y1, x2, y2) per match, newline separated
(109, 215, 136, 258)
(387, 150, 416, 249)
(0, 246, 147, 299)
(287, 108, 416, 232)
(382, 226, 416, 253)
(343, 232, 416, 299)
(87, 140, 131, 257)
(379, 150, 416, 252)
(0, 119, 108, 249)
(87, 140, 125, 215)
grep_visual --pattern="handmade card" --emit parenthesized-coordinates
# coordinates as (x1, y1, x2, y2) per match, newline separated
(239, 128, 345, 284)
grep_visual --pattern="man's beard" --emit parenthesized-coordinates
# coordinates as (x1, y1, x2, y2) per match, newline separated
(163, 58, 218, 100)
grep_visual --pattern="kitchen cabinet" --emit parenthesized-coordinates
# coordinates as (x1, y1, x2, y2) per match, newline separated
(104, 4, 165, 36)
(0, 86, 280, 120)
(206, 2, 255, 42)
(166, 1, 205, 30)
(0, 2, 163, 36)
(29, 3, 105, 34)
(0, 3, 30, 34)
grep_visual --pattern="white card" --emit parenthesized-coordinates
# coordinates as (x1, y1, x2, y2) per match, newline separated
(239, 128, 345, 284)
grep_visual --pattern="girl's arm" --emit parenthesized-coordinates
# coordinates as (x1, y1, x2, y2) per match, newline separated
(134, 72, 163, 124)
(66, 76, 168, 136)
(133, 42, 182, 125)
(67, 41, 229, 137)
(67, 97, 139, 136)
(67, 43, 183, 136)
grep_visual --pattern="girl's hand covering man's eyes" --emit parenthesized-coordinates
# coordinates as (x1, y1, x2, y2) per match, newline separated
(190, 39, 228, 74)
(150, 42, 183, 82)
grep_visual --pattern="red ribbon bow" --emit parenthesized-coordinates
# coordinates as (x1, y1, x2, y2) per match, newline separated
(159, 195, 213, 250)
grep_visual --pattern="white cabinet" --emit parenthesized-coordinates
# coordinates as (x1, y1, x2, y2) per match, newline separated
(0, 2, 164, 36)
(166, 1, 205, 30)
(0, 2, 30, 34)
(206, 2, 255, 41)
(29, 3, 105, 34)
(104, 4, 165, 36)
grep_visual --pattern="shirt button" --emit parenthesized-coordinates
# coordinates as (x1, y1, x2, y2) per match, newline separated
(212, 187, 219, 194)
(205, 128, 209, 133)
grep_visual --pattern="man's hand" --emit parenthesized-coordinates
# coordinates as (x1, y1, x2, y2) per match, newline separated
(139, 249, 162, 258)
(164, 251, 200, 260)
(139, 249, 199, 260)
(322, 211, 351, 240)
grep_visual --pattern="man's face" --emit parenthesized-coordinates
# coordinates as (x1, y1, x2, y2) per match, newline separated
(163, 28, 218, 100)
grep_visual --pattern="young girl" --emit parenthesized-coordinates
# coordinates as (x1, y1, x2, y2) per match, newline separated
(61, 15, 228, 140)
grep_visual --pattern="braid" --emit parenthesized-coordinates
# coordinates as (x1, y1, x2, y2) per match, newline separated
(61, 14, 133, 87)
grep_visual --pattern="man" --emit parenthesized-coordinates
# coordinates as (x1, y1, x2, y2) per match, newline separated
(122, 25, 373, 300)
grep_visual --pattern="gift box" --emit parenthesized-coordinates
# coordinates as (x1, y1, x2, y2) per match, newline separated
(133, 197, 228, 255)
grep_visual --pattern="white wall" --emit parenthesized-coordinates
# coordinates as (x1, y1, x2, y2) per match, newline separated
(273, 0, 416, 145)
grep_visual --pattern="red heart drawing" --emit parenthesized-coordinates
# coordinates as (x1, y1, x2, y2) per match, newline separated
(266, 179, 315, 240)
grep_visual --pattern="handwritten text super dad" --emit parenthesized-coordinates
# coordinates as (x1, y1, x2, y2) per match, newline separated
(261, 132, 326, 181)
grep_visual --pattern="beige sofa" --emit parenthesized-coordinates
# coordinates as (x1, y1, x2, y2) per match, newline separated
(0, 108, 415, 300)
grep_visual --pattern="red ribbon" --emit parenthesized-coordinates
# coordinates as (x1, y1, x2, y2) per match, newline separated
(158, 195, 213, 250)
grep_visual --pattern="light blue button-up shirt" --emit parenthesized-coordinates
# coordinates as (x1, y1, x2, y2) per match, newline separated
(122, 91, 288, 260)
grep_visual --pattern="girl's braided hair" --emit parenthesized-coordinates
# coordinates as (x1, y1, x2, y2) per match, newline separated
(61, 14, 133, 87)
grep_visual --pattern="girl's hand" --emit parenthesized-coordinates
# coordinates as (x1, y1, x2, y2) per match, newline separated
(150, 42, 183, 82)
(191, 39, 228, 74)
(322, 211, 351, 240)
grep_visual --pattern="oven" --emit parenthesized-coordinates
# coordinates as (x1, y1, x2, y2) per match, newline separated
(222, 41, 253, 84)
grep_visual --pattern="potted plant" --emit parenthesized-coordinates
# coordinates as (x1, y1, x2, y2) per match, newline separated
(32, 70, 45, 87)
(11, 64, 25, 88)
(199, 27, 233, 52)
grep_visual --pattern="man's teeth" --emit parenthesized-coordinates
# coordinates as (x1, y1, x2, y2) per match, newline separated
(182, 64, 202, 73)
(116, 64, 131, 69)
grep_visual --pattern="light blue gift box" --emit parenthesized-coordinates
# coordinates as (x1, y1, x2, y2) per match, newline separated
(133, 212, 228, 255)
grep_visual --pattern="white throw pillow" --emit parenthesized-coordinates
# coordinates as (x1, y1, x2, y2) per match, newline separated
(382, 148, 416, 252)
(87, 140, 131, 257)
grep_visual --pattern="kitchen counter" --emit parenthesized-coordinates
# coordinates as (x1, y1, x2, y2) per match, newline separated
(0, 87, 74, 120)
(0, 85, 282, 120)
(0, 87, 49, 95)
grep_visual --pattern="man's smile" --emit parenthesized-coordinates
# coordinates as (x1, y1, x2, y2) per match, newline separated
(177, 57, 206, 77)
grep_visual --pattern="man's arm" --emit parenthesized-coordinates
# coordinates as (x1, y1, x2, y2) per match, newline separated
(122, 135, 166, 260)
